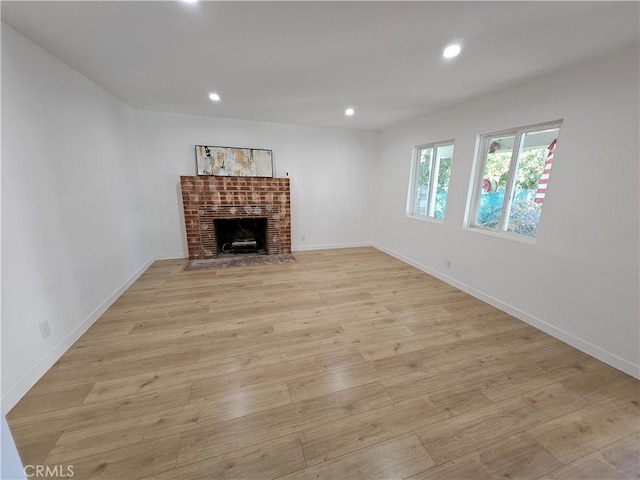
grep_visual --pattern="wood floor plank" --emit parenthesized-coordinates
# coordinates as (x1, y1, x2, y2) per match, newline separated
(408, 432, 561, 480)
(197, 323, 356, 360)
(93, 304, 148, 324)
(403, 308, 503, 335)
(189, 357, 323, 402)
(85, 348, 283, 402)
(299, 397, 451, 466)
(46, 383, 291, 465)
(528, 397, 640, 464)
(70, 320, 134, 340)
(45, 404, 209, 464)
(340, 306, 451, 334)
(55, 434, 181, 480)
(202, 323, 276, 341)
(7, 383, 94, 418)
(278, 324, 417, 362)
(274, 305, 393, 333)
(358, 324, 529, 361)
(129, 316, 209, 335)
(28, 347, 201, 395)
(380, 340, 569, 404)
(52, 328, 206, 369)
(287, 358, 417, 402)
(9, 432, 62, 467)
(477, 350, 601, 402)
(8, 383, 192, 442)
(146, 433, 306, 480)
(415, 383, 589, 464)
(560, 361, 640, 404)
(206, 305, 332, 332)
(307, 348, 368, 372)
(280, 433, 435, 480)
(541, 432, 640, 479)
(140, 303, 210, 319)
(421, 383, 493, 416)
(188, 382, 291, 413)
(177, 382, 393, 467)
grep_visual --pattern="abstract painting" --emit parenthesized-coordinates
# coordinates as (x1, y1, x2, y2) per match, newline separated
(195, 145, 273, 177)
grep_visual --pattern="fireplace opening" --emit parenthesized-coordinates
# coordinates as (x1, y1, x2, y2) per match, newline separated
(214, 218, 267, 255)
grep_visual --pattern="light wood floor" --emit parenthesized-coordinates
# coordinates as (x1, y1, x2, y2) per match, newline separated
(7, 247, 640, 479)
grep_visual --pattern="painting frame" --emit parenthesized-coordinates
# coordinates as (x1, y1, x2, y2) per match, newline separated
(195, 145, 273, 177)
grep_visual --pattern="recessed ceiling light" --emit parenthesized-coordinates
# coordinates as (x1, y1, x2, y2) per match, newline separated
(208, 93, 221, 102)
(442, 44, 461, 59)
(182, 0, 198, 4)
(345, 108, 355, 116)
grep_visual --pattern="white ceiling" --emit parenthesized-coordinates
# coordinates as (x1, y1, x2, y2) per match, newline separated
(2, 1, 639, 131)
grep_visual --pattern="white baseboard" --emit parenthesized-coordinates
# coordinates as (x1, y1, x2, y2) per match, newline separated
(2, 256, 155, 412)
(292, 241, 371, 252)
(154, 253, 188, 261)
(373, 243, 640, 379)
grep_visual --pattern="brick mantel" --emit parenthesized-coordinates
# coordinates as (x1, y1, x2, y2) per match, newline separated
(180, 176, 291, 260)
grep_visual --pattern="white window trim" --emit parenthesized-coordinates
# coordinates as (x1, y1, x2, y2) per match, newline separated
(407, 139, 454, 222)
(466, 120, 562, 240)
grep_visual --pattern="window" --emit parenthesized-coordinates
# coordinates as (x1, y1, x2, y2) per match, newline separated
(469, 122, 561, 238)
(409, 141, 454, 220)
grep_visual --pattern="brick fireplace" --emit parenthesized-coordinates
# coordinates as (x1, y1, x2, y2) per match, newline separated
(180, 176, 291, 260)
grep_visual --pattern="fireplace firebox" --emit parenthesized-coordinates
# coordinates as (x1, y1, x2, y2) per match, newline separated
(214, 218, 267, 255)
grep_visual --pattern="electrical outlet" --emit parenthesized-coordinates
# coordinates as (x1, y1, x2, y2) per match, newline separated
(39, 320, 51, 340)
(301, 234, 306, 242)
(445, 260, 452, 270)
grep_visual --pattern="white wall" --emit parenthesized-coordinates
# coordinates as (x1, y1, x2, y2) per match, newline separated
(373, 45, 640, 377)
(0, 24, 23, 480)
(134, 111, 378, 258)
(1, 414, 25, 480)
(1, 24, 153, 410)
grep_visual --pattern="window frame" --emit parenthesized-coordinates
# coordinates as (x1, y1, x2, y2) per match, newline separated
(407, 139, 455, 222)
(467, 120, 562, 240)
